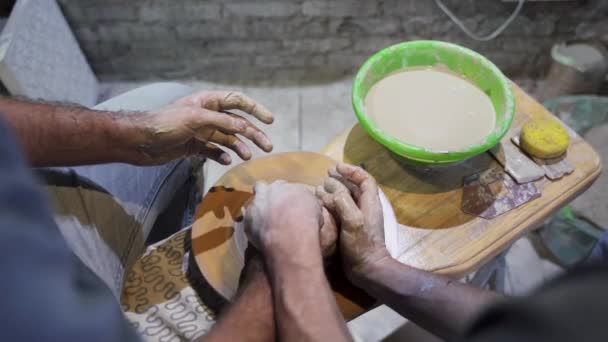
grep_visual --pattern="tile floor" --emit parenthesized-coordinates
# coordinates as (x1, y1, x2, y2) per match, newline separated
(102, 78, 565, 341)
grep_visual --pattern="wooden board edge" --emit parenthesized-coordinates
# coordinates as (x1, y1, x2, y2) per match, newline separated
(433, 164, 602, 277)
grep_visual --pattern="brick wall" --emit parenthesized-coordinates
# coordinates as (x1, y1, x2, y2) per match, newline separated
(57, 0, 607, 82)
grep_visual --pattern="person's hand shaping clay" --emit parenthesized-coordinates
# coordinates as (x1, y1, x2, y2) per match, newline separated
(244, 181, 337, 258)
(132, 91, 274, 165)
(316, 163, 390, 283)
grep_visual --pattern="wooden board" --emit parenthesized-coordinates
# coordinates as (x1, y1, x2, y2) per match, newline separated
(190, 152, 399, 320)
(322, 83, 601, 277)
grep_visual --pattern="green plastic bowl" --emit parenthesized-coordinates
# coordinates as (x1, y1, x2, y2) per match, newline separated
(352, 40, 515, 164)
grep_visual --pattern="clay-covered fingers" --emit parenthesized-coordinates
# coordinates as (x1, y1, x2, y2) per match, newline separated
(177, 90, 273, 124)
(199, 142, 232, 165)
(222, 111, 273, 152)
(323, 177, 351, 196)
(328, 166, 361, 200)
(315, 185, 333, 210)
(316, 178, 365, 231)
(217, 91, 274, 124)
(320, 207, 338, 257)
(183, 91, 274, 124)
(209, 130, 252, 160)
(332, 192, 365, 233)
(335, 163, 377, 193)
(316, 177, 354, 213)
(335, 163, 381, 214)
(196, 108, 273, 153)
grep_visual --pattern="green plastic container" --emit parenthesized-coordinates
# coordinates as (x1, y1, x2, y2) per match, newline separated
(352, 40, 515, 164)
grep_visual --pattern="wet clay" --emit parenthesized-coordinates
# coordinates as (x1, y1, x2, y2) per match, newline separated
(365, 67, 496, 151)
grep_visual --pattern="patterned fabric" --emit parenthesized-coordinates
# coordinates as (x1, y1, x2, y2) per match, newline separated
(122, 229, 217, 342)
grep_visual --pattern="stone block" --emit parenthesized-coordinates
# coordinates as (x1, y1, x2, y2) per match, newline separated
(54, 0, 606, 82)
(189, 64, 263, 82)
(84, 42, 131, 62)
(0, 0, 99, 106)
(95, 23, 131, 42)
(283, 37, 352, 53)
(498, 37, 554, 55)
(329, 18, 402, 36)
(178, 17, 328, 40)
(185, 54, 255, 80)
(58, 1, 139, 23)
(82, 4, 139, 22)
(127, 24, 177, 42)
(482, 51, 533, 76)
(223, 2, 300, 17)
(248, 17, 329, 38)
(302, 1, 378, 17)
(483, 15, 556, 37)
(128, 43, 181, 60)
(351, 36, 405, 53)
(380, 0, 437, 17)
(122, 56, 185, 74)
(80, 23, 176, 43)
(138, 4, 167, 22)
(177, 21, 246, 40)
(89, 42, 184, 79)
(326, 53, 368, 69)
(182, 2, 222, 21)
(254, 54, 325, 68)
(205, 39, 282, 55)
(444, 0, 506, 17)
(193, 55, 253, 68)
(139, 3, 221, 22)
(73, 26, 99, 42)
(400, 16, 442, 36)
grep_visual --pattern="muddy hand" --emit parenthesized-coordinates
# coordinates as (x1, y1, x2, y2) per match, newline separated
(133, 91, 274, 165)
(244, 181, 323, 255)
(316, 163, 390, 283)
(320, 207, 338, 257)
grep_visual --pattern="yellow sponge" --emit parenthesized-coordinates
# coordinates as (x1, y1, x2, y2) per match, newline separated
(520, 118, 569, 159)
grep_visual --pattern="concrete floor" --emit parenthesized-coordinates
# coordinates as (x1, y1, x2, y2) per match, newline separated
(102, 78, 571, 341)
